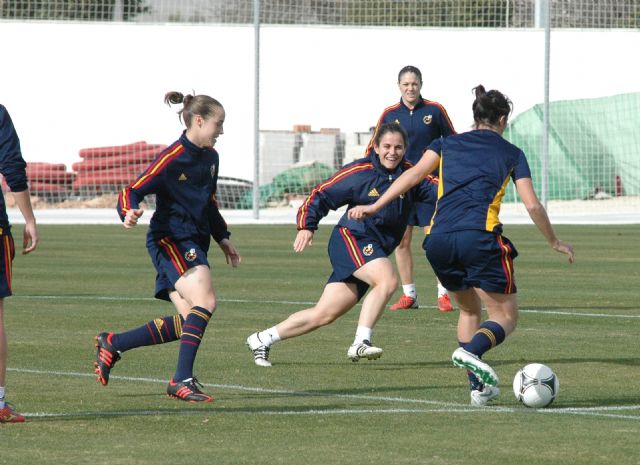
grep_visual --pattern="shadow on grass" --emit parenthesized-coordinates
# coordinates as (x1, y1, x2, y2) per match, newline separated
(24, 401, 472, 423)
(495, 356, 640, 367)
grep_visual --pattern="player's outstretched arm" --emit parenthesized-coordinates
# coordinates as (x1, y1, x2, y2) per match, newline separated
(349, 149, 440, 221)
(515, 177, 575, 263)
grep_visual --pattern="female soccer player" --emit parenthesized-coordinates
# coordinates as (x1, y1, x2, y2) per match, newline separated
(94, 91, 241, 402)
(349, 85, 575, 406)
(246, 122, 436, 367)
(366, 65, 456, 312)
(0, 105, 38, 423)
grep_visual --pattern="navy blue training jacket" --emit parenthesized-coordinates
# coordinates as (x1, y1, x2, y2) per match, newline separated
(117, 131, 230, 250)
(0, 105, 29, 231)
(296, 154, 436, 254)
(366, 97, 456, 165)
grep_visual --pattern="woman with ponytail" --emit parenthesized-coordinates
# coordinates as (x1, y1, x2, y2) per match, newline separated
(349, 85, 574, 406)
(94, 91, 241, 403)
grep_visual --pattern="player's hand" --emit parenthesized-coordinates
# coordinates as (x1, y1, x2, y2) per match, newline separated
(348, 205, 375, 221)
(552, 239, 575, 264)
(219, 238, 241, 267)
(293, 230, 313, 253)
(22, 220, 38, 254)
(123, 208, 144, 228)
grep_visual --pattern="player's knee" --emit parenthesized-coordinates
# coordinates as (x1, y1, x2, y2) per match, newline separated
(314, 310, 339, 327)
(374, 271, 398, 296)
(384, 275, 399, 297)
(194, 294, 217, 313)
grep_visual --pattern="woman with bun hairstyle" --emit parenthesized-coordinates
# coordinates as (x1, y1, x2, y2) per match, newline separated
(349, 85, 574, 406)
(94, 91, 241, 403)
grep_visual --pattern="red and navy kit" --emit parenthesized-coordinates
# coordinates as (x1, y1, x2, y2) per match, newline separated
(366, 97, 456, 165)
(297, 153, 435, 298)
(423, 129, 532, 294)
(366, 97, 455, 227)
(426, 130, 531, 235)
(0, 106, 28, 231)
(0, 105, 27, 297)
(117, 131, 231, 300)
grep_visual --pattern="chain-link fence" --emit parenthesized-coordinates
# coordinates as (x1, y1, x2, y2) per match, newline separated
(1, 1, 638, 28)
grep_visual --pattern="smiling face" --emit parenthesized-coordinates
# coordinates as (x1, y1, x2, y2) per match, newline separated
(189, 107, 225, 148)
(398, 71, 422, 108)
(374, 131, 406, 171)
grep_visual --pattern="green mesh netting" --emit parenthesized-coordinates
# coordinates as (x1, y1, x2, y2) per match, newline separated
(504, 92, 640, 202)
(238, 161, 334, 208)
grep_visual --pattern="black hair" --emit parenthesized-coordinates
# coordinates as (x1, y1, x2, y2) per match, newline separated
(398, 65, 423, 84)
(471, 85, 513, 128)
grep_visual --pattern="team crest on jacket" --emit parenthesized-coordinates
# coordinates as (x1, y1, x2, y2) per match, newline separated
(362, 244, 374, 256)
(423, 115, 433, 125)
(185, 248, 198, 261)
(210, 164, 216, 178)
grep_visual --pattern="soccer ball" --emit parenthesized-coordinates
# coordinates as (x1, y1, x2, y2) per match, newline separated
(512, 363, 559, 408)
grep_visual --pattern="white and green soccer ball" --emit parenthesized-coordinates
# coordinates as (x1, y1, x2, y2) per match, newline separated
(513, 363, 559, 408)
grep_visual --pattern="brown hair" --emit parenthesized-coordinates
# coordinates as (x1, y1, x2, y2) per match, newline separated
(164, 91, 223, 128)
(373, 122, 408, 148)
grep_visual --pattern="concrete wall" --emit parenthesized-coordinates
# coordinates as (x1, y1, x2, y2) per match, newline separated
(1, 22, 638, 180)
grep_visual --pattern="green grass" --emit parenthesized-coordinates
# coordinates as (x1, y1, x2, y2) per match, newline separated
(2, 224, 640, 465)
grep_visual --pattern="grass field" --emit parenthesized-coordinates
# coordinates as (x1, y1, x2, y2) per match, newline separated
(2, 223, 639, 465)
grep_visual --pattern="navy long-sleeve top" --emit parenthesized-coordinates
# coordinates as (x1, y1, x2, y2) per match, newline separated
(296, 153, 436, 254)
(117, 131, 230, 251)
(366, 97, 456, 165)
(0, 105, 29, 231)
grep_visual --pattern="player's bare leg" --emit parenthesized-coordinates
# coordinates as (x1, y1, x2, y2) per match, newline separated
(390, 226, 418, 310)
(348, 257, 397, 360)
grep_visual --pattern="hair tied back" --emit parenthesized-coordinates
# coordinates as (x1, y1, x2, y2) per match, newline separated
(164, 91, 185, 106)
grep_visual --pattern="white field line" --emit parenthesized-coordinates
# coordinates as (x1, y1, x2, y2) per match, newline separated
(12, 295, 640, 319)
(9, 368, 640, 421)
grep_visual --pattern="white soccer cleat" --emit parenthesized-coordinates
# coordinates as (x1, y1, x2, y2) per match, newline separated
(347, 340, 383, 362)
(246, 332, 272, 367)
(451, 347, 499, 386)
(470, 385, 501, 407)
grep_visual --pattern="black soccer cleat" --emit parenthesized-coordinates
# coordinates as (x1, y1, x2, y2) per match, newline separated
(94, 332, 121, 386)
(167, 377, 214, 403)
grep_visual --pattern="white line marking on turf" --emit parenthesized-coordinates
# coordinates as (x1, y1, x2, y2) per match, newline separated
(12, 295, 640, 319)
(10, 367, 640, 421)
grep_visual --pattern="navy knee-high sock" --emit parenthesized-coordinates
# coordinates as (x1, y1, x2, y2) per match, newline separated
(464, 321, 506, 358)
(111, 315, 184, 352)
(173, 306, 212, 382)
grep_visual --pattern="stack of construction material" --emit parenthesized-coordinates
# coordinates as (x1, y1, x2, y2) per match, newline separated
(27, 162, 75, 201)
(72, 141, 166, 195)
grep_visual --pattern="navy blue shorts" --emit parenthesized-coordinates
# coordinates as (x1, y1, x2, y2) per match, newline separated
(0, 231, 15, 298)
(408, 201, 436, 227)
(326, 226, 388, 300)
(423, 230, 518, 294)
(147, 236, 210, 301)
